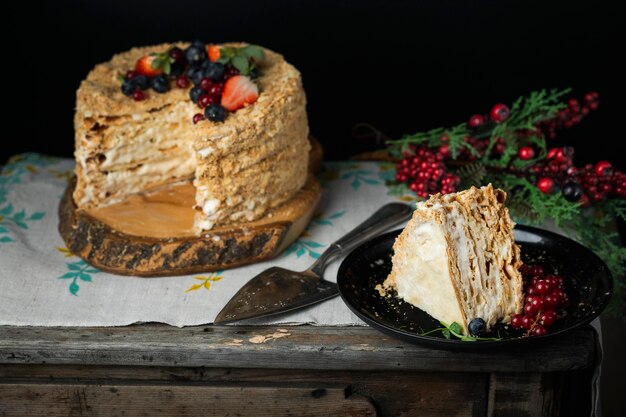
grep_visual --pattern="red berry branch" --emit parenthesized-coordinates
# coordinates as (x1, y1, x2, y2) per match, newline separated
(384, 88, 626, 318)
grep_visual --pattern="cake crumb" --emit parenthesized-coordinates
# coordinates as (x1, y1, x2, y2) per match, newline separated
(375, 283, 387, 296)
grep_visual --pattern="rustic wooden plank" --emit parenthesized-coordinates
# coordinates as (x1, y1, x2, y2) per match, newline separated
(487, 372, 561, 417)
(0, 324, 596, 373)
(0, 368, 487, 417)
(0, 383, 377, 417)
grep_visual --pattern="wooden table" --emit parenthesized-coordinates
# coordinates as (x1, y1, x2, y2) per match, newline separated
(0, 323, 597, 416)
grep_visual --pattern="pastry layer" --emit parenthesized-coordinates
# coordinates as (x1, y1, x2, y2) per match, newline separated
(384, 184, 523, 333)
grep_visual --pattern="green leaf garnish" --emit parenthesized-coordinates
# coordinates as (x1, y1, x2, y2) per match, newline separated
(214, 44, 264, 76)
(231, 55, 250, 74)
(418, 321, 502, 342)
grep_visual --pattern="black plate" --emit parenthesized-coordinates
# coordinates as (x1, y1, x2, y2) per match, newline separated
(337, 224, 612, 350)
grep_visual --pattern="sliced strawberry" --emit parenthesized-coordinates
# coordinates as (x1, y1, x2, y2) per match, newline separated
(221, 75, 259, 111)
(135, 55, 163, 77)
(207, 45, 221, 62)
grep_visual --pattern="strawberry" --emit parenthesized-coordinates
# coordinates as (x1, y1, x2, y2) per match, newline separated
(135, 55, 163, 77)
(207, 45, 221, 62)
(221, 75, 259, 111)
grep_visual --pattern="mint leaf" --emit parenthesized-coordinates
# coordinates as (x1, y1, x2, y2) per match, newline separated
(151, 58, 162, 69)
(231, 55, 250, 74)
(241, 45, 264, 61)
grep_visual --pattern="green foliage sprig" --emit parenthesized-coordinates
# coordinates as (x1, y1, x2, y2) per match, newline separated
(383, 88, 626, 319)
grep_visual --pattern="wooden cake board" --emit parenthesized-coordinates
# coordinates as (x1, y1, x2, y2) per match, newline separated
(58, 139, 323, 277)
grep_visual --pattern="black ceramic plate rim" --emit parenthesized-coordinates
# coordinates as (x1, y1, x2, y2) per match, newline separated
(337, 224, 612, 350)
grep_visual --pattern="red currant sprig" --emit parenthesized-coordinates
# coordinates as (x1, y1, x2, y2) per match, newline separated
(396, 146, 460, 199)
(537, 91, 599, 139)
(510, 264, 569, 336)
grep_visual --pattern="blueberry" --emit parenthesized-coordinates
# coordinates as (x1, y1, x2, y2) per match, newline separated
(189, 86, 206, 103)
(190, 68, 205, 85)
(121, 80, 135, 96)
(468, 318, 486, 337)
(185, 45, 207, 65)
(249, 67, 259, 80)
(150, 74, 170, 93)
(201, 59, 213, 70)
(204, 104, 227, 122)
(132, 75, 149, 90)
(203, 62, 225, 81)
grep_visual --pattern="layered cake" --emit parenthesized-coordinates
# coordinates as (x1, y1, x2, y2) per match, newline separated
(73, 41, 310, 232)
(383, 184, 524, 334)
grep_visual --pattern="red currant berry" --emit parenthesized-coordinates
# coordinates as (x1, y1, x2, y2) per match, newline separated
(176, 76, 190, 89)
(200, 77, 213, 90)
(199, 94, 219, 108)
(539, 310, 558, 326)
(521, 315, 535, 330)
(530, 296, 545, 311)
(595, 161, 612, 177)
(169, 47, 184, 62)
(543, 294, 559, 310)
(208, 83, 224, 97)
(531, 324, 548, 336)
(524, 304, 538, 315)
(192, 113, 205, 124)
(126, 70, 138, 80)
(534, 279, 552, 295)
(537, 177, 554, 194)
(490, 103, 510, 123)
(132, 90, 145, 101)
(510, 314, 524, 329)
(438, 145, 450, 157)
(529, 265, 545, 278)
(547, 148, 557, 159)
(468, 114, 485, 128)
(518, 146, 535, 160)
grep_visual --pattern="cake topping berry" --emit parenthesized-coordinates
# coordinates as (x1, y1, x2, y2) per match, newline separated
(176, 76, 190, 89)
(192, 113, 205, 124)
(189, 86, 206, 103)
(120, 42, 264, 121)
(184, 44, 207, 65)
(150, 74, 170, 93)
(205, 104, 227, 122)
(207, 45, 221, 62)
(132, 90, 146, 101)
(221, 75, 259, 111)
(203, 62, 226, 81)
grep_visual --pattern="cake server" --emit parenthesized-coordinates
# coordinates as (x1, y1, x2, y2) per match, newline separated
(213, 202, 412, 324)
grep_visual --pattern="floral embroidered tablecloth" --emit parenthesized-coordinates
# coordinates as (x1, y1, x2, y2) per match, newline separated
(0, 153, 409, 327)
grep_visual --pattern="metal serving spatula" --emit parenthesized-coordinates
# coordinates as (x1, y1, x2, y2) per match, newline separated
(214, 202, 412, 324)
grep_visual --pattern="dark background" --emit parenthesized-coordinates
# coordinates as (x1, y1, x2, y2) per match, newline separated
(4, 0, 626, 167)
(5, 2, 626, 415)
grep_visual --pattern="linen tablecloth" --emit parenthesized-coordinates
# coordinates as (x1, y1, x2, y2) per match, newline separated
(0, 153, 409, 327)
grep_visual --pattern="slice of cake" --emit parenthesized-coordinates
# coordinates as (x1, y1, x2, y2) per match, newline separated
(73, 41, 310, 232)
(383, 184, 523, 334)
